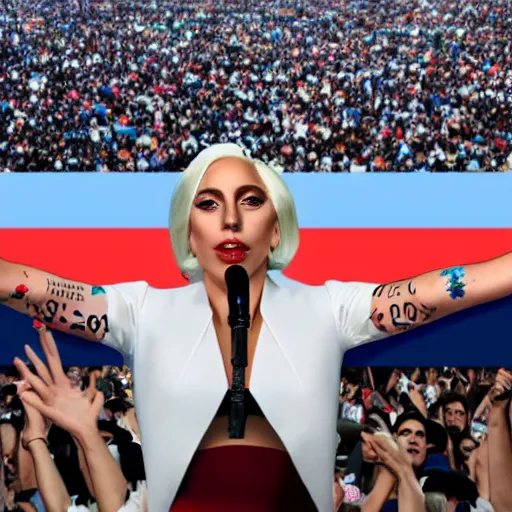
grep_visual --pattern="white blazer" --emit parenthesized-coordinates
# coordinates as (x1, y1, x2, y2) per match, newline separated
(102, 275, 388, 512)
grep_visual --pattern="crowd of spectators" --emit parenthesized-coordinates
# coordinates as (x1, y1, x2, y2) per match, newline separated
(4, 326, 512, 512)
(2, 0, 512, 173)
(3, 327, 512, 511)
(0, 329, 146, 512)
(335, 366, 512, 511)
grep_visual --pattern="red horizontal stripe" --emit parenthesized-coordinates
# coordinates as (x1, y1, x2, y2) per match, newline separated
(1, 228, 512, 286)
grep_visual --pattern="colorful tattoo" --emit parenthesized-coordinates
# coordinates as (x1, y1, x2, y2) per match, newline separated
(92, 286, 106, 296)
(440, 266, 466, 300)
(11, 284, 29, 300)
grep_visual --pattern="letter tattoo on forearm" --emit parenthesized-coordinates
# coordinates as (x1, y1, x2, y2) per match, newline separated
(46, 279, 85, 302)
(371, 280, 437, 334)
(25, 298, 109, 337)
(372, 283, 404, 299)
(389, 302, 437, 333)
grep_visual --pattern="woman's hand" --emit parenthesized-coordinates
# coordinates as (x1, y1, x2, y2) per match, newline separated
(332, 472, 344, 512)
(20, 389, 50, 448)
(361, 431, 412, 478)
(14, 326, 104, 437)
(408, 388, 427, 417)
(488, 369, 512, 408)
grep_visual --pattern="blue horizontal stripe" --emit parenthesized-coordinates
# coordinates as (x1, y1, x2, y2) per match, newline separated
(344, 294, 512, 367)
(2, 294, 512, 367)
(1, 173, 512, 228)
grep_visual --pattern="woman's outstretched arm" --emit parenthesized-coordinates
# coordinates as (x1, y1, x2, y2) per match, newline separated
(370, 252, 512, 335)
(0, 257, 109, 341)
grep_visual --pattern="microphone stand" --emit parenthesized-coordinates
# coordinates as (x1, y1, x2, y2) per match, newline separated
(228, 308, 250, 439)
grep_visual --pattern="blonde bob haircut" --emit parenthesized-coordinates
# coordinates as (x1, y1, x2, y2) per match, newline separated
(169, 143, 300, 276)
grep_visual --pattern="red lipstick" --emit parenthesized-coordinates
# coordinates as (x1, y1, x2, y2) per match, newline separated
(214, 239, 249, 264)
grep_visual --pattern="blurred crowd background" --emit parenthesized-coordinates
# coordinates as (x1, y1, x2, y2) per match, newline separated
(3, 361, 512, 511)
(0, 364, 146, 511)
(335, 366, 512, 512)
(1, 0, 512, 172)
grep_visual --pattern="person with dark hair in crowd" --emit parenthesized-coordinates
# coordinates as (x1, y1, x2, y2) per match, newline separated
(2, 0, 512, 173)
(440, 392, 471, 436)
(362, 410, 448, 512)
(103, 399, 140, 445)
(336, 365, 512, 511)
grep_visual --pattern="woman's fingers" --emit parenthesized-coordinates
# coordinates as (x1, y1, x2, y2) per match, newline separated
(85, 373, 97, 402)
(24, 345, 53, 386)
(39, 328, 68, 387)
(91, 390, 105, 419)
(20, 391, 57, 422)
(495, 372, 512, 390)
(14, 358, 52, 402)
(16, 380, 31, 395)
(362, 432, 397, 464)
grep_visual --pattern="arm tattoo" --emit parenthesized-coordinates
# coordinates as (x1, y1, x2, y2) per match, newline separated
(440, 266, 466, 300)
(389, 302, 437, 333)
(92, 286, 106, 296)
(371, 307, 387, 332)
(0, 284, 29, 302)
(25, 299, 109, 336)
(371, 280, 436, 334)
(46, 278, 85, 302)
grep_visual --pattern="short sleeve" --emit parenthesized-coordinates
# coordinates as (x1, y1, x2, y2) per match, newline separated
(100, 281, 149, 363)
(324, 280, 390, 350)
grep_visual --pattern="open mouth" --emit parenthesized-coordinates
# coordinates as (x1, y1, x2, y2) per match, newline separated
(407, 448, 420, 455)
(214, 239, 250, 264)
(215, 240, 249, 251)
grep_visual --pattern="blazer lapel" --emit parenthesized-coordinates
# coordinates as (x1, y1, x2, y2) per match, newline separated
(140, 277, 338, 512)
(251, 276, 338, 512)
(137, 281, 227, 512)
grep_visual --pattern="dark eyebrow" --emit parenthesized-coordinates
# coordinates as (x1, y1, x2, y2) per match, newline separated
(237, 185, 268, 199)
(195, 185, 267, 200)
(195, 187, 223, 199)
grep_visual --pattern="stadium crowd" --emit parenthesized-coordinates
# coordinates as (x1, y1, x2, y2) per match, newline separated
(336, 366, 512, 511)
(2, 325, 512, 511)
(0, 328, 146, 512)
(1, 0, 512, 172)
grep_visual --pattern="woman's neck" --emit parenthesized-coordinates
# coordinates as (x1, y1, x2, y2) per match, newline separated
(204, 265, 267, 329)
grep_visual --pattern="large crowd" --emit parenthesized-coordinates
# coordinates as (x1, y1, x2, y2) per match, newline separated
(2, 325, 512, 511)
(336, 366, 512, 511)
(1, 0, 512, 173)
(0, 343, 147, 512)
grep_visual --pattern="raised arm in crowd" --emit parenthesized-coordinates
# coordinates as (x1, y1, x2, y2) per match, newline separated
(14, 327, 129, 512)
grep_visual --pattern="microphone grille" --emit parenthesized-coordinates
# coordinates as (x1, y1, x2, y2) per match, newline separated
(225, 265, 249, 316)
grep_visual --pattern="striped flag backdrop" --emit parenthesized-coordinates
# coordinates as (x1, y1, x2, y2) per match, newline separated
(1, 173, 512, 367)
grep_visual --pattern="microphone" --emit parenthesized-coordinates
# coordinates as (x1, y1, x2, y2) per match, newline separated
(224, 265, 250, 438)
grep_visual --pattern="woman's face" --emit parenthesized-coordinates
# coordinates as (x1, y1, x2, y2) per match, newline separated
(189, 157, 280, 284)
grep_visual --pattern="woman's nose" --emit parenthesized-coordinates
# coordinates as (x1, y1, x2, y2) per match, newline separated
(223, 204, 241, 232)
